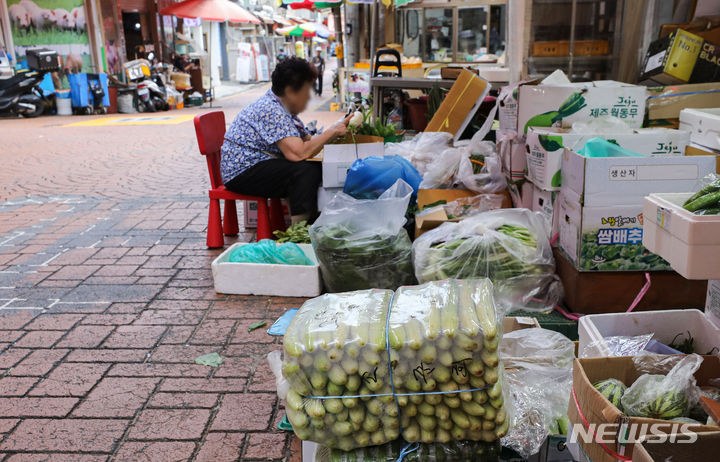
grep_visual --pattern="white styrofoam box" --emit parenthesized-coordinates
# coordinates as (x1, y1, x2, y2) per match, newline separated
(642, 192, 720, 279)
(498, 134, 526, 180)
(525, 127, 691, 191)
(680, 108, 720, 152)
(561, 148, 716, 207)
(321, 142, 385, 188)
(518, 81, 647, 134)
(317, 187, 342, 213)
(531, 184, 559, 237)
(578, 309, 720, 359)
(243, 199, 290, 229)
(212, 243, 322, 296)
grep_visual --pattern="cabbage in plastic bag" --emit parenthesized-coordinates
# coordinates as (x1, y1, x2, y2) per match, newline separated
(310, 180, 416, 292)
(412, 209, 562, 313)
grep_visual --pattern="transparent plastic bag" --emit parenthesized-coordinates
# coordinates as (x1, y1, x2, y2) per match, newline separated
(683, 173, 720, 215)
(457, 134, 507, 194)
(412, 209, 562, 313)
(384, 132, 453, 177)
(416, 194, 506, 221)
(325, 439, 501, 461)
(228, 239, 313, 265)
(310, 180, 416, 292)
(621, 354, 703, 420)
(500, 328, 574, 458)
(419, 147, 465, 190)
(343, 155, 422, 200)
(580, 334, 654, 359)
(278, 279, 508, 450)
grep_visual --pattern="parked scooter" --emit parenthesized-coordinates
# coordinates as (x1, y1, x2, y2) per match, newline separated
(0, 48, 58, 118)
(123, 59, 169, 113)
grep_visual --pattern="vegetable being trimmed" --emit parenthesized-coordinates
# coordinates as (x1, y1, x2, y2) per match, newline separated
(281, 279, 508, 450)
(412, 209, 562, 313)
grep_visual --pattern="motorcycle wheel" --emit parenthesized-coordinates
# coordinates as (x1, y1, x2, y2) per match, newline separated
(18, 100, 45, 118)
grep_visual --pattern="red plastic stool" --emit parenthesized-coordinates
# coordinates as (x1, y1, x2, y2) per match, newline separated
(194, 111, 286, 248)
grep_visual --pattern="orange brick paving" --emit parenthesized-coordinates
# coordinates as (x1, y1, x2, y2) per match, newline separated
(0, 82, 339, 461)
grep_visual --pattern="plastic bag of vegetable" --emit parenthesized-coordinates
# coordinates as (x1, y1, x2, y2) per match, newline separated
(683, 173, 720, 215)
(385, 132, 454, 177)
(343, 155, 422, 200)
(419, 147, 465, 190)
(416, 194, 505, 222)
(457, 135, 507, 194)
(412, 209, 562, 313)
(310, 179, 416, 292)
(228, 239, 313, 265)
(275, 278, 508, 450)
(621, 354, 703, 420)
(499, 328, 574, 458)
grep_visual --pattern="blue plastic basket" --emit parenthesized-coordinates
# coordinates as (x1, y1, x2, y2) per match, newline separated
(68, 73, 110, 108)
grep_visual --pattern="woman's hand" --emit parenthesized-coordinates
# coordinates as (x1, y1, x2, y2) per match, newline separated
(329, 114, 352, 140)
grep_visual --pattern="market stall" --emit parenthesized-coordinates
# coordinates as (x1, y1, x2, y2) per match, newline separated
(206, 3, 720, 460)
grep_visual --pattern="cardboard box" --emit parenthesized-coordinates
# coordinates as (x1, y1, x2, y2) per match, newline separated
(525, 127, 691, 191)
(321, 142, 385, 188)
(517, 81, 647, 134)
(569, 356, 720, 462)
(414, 188, 512, 238)
(497, 79, 541, 132)
(554, 248, 708, 314)
(646, 82, 720, 122)
(425, 69, 490, 143)
(531, 184, 559, 237)
(685, 143, 720, 173)
(317, 186, 342, 212)
(632, 432, 720, 462)
(243, 199, 290, 229)
(640, 29, 720, 84)
(498, 135, 527, 180)
(557, 149, 715, 271)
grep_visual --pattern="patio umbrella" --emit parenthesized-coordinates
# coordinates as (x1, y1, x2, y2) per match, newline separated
(300, 22, 331, 39)
(159, 0, 260, 105)
(282, 0, 342, 10)
(276, 25, 316, 37)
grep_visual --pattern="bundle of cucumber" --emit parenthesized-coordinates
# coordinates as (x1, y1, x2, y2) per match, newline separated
(683, 177, 720, 215)
(281, 279, 508, 451)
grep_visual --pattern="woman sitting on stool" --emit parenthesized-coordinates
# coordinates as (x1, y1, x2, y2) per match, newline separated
(221, 58, 350, 224)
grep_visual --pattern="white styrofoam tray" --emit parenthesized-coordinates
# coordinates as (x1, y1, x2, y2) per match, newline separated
(680, 108, 720, 152)
(212, 243, 322, 297)
(578, 309, 720, 358)
(643, 192, 720, 279)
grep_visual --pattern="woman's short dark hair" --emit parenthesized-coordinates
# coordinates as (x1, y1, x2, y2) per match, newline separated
(272, 57, 317, 96)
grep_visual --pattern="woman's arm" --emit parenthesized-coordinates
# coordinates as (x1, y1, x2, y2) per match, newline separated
(277, 116, 350, 162)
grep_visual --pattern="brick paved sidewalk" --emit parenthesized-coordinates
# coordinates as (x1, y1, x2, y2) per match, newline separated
(0, 195, 304, 461)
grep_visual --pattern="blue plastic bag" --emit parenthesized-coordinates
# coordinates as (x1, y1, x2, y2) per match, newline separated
(579, 138, 646, 158)
(228, 239, 313, 266)
(343, 155, 422, 200)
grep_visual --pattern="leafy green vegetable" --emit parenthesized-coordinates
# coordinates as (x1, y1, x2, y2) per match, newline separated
(311, 224, 415, 292)
(273, 221, 311, 244)
(194, 352, 223, 367)
(349, 107, 398, 138)
(669, 331, 695, 354)
(248, 321, 267, 332)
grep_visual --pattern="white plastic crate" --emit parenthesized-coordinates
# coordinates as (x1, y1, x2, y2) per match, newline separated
(578, 309, 720, 358)
(680, 108, 720, 152)
(643, 192, 720, 279)
(211, 243, 322, 297)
